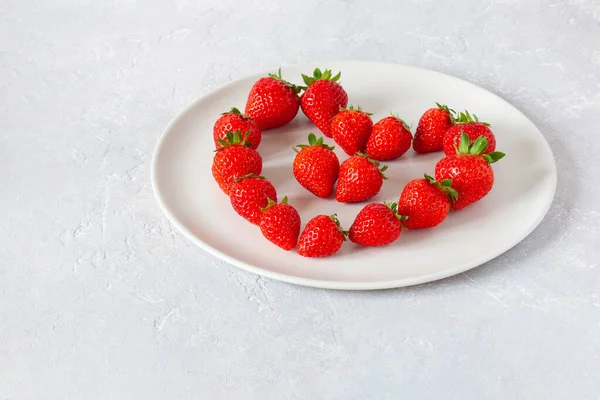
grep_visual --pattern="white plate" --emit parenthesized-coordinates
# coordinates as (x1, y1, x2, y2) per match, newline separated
(152, 61, 557, 290)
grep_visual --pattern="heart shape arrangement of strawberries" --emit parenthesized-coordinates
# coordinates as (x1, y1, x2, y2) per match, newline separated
(211, 67, 506, 258)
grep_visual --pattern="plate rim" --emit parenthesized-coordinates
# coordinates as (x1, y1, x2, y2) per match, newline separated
(151, 60, 558, 290)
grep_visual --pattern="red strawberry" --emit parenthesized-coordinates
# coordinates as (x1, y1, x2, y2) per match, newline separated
(212, 131, 263, 194)
(297, 214, 347, 258)
(229, 174, 277, 224)
(293, 133, 340, 198)
(331, 105, 373, 156)
(397, 174, 458, 229)
(213, 108, 262, 150)
(365, 114, 412, 160)
(435, 133, 505, 210)
(413, 103, 456, 153)
(443, 110, 496, 156)
(259, 196, 301, 250)
(336, 153, 387, 203)
(349, 202, 406, 247)
(245, 68, 300, 130)
(300, 68, 348, 137)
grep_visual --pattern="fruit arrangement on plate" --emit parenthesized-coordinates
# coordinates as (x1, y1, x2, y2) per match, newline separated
(211, 67, 505, 258)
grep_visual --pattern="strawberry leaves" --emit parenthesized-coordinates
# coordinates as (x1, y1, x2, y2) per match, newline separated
(435, 102, 457, 123)
(234, 173, 265, 182)
(329, 214, 349, 240)
(384, 201, 408, 222)
(294, 132, 335, 152)
(424, 173, 459, 202)
(469, 135, 489, 155)
(216, 130, 253, 151)
(301, 68, 342, 87)
(268, 68, 302, 95)
(356, 152, 388, 179)
(261, 195, 288, 212)
(436, 102, 456, 114)
(390, 112, 411, 131)
(340, 105, 373, 116)
(221, 107, 251, 118)
(455, 132, 505, 164)
(482, 152, 506, 164)
(455, 109, 490, 126)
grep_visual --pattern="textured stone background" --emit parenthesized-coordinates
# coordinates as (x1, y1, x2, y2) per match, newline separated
(1, 0, 600, 398)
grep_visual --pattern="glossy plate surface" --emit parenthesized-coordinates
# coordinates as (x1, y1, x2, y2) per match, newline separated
(152, 61, 557, 290)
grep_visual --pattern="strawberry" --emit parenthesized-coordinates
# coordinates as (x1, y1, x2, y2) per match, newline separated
(397, 174, 458, 229)
(259, 196, 301, 250)
(435, 133, 505, 210)
(349, 202, 406, 247)
(336, 153, 387, 203)
(365, 114, 412, 160)
(331, 105, 373, 156)
(293, 133, 340, 198)
(212, 131, 263, 194)
(213, 108, 262, 150)
(413, 103, 456, 153)
(300, 68, 348, 137)
(229, 174, 277, 224)
(245, 68, 300, 130)
(297, 214, 347, 258)
(442, 110, 496, 156)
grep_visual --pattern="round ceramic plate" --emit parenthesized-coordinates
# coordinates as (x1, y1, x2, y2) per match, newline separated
(152, 61, 557, 290)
